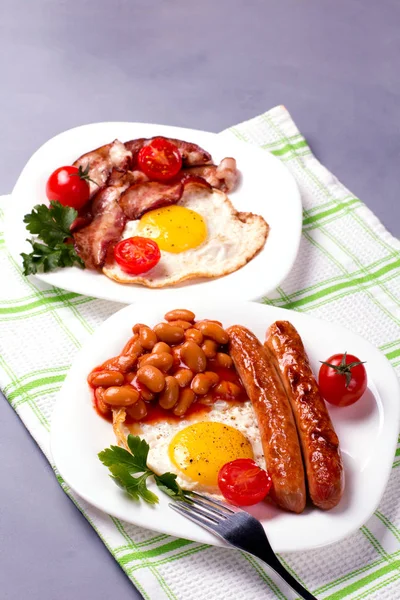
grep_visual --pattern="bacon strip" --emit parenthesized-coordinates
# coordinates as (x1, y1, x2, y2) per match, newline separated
(73, 140, 132, 198)
(124, 138, 146, 167)
(184, 158, 238, 192)
(73, 186, 127, 269)
(119, 181, 184, 220)
(70, 204, 93, 232)
(119, 176, 211, 220)
(124, 137, 212, 168)
(107, 168, 149, 187)
(71, 169, 145, 233)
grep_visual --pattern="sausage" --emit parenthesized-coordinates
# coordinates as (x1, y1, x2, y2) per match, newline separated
(265, 321, 344, 510)
(227, 325, 306, 513)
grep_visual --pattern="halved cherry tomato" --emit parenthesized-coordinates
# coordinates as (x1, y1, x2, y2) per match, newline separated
(319, 352, 367, 407)
(218, 458, 272, 506)
(138, 137, 182, 181)
(114, 237, 161, 275)
(46, 166, 92, 210)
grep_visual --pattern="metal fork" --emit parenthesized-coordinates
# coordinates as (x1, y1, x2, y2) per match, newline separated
(170, 492, 317, 600)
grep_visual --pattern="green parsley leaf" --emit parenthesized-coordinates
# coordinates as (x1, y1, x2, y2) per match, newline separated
(154, 472, 190, 501)
(109, 465, 140, 501)
(21, 239, 84, 276)
(109, 465, 159, 504)
(135, 472, 160, 504)
(20, 201, 85, 276)
(98, 435, 189, 505)
(98, 440, 148, 474)
(24, 201, 77, 246)
(127, 435, 150, 471)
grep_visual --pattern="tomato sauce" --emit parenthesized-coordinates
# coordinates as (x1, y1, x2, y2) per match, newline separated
(207, 359, 248, 403)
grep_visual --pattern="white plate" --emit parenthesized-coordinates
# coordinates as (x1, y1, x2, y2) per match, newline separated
(50, 301, 400, 553)
(5, 123, 301, 303)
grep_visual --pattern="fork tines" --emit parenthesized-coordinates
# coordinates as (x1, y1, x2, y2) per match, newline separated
(190, 492, 238, 514)
(169, 492, 239, 531)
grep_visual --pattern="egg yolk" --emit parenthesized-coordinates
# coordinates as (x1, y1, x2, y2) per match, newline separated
(168, 422, 254, 486)
(137, 205, 207, 253)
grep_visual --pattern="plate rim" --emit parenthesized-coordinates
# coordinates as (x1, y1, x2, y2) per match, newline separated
(50, 300, 400, 553)
(5, 121, 302, 303)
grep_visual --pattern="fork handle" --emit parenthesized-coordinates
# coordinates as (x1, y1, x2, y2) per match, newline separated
(250, 550, 318, 600)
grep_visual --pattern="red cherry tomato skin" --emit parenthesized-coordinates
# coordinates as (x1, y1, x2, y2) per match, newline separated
(138, 138, 182, 181)
(318, 353, 367, 407)
(114, 237, 161, 275)
(46, 166, 90, 210)
(218, 459, 272, 506)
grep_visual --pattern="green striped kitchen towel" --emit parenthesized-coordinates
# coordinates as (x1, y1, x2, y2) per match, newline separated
(1, 105, 400, 600)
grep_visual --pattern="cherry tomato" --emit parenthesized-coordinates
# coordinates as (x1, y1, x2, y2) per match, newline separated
(218, 458, 272, 506)
(46, 166, 92, 210)
(319, 352, 367, 407)
(114, 237, 161, 275)
(138, 137, 182, 181)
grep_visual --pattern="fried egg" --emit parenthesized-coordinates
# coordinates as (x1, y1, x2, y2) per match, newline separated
(138, 205, 208, 253)
(102, 187, 269, 287)
(128, 401, 265, 496)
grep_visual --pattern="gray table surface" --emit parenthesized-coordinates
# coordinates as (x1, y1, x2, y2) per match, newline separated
(1, 1, 399, 599)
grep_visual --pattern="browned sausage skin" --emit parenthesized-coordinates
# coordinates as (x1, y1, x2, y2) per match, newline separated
(265, 321, 344, 510)
(227, 325, 306, 514)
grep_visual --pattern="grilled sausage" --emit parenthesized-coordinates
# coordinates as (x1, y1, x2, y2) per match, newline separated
(265, 321, 344, 510)
(227, 325, 306, 513)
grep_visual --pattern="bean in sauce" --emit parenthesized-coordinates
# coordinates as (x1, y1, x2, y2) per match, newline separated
(88, 309, 248, 425)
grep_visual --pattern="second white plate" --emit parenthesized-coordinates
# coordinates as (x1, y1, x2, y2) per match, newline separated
(5, 122, 301, 303)
(50, 301, 400, 552)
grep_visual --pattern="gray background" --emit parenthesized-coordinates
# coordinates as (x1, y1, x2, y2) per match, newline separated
(1, 1, 399, 599)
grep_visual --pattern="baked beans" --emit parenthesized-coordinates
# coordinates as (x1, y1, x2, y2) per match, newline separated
(153, 323, 185, 344)
(139, 352, 174, 372)
(137, 365, 165, 393)
(88, 309, 246, 423)
(201, 339, 218, 359)
(159, 376, 180, 409)
(88, 370, 124, 387)
(139, 326, 157, 350)
(194, 321, 229, 344)
(173, 388, 195, 416)
(164, 309, 195, 322)
(103, 385, 140, 406)
(180, 341, 207, 373)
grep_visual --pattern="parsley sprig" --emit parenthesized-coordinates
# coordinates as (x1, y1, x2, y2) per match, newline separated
(98, 435, 189, 504)
(21, 201, 84, 275)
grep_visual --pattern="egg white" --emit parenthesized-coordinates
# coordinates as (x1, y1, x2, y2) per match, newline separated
(102, 188, 269, 287)
(126, 400, 265, 496)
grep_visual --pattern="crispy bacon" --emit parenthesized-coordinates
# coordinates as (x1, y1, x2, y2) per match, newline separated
(73, 186, 127, 269)
(124, 138, 146, 167)
(217, 157, 238, 192)
(180, 174, 213, 192)
(119, 176, 212, 220)
(170, 138, 212, 166)
(107, 168, 149, 187)
(71, 169, 142, 233)
(124, 137, 212, 168)
(70, 203, 93, 232)
(73, 140, 132, 198)
(119, 181, 183, 220)
(183, 157, 238, 192)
